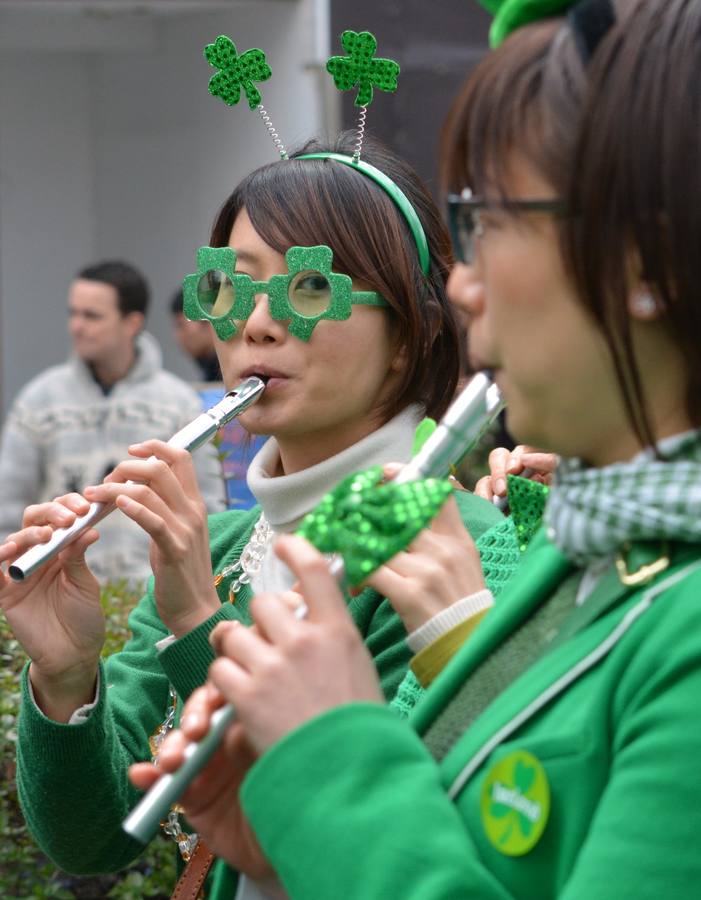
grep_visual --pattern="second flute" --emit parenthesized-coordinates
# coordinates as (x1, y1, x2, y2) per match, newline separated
(9, 376, 266, 582)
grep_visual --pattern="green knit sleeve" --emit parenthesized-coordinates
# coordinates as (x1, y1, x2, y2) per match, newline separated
(453, 488, 504, 539)
(156, 507, 260, 700)
(16, 587, 174, 874)
(391, 668, 424, 716)
(14, 508, 258, 876)
(476, 516, 522, 595)
(157, 603, 246, 700)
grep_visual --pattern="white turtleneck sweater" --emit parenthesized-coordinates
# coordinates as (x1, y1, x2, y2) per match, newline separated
(244, 404, 423, 595)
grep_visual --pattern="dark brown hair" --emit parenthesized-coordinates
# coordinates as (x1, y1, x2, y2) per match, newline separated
(77, 260, 150, 317)
(210, 131, 461, 421)
(440, 18, 585, 202)
(441, 1, 699, 446)
(570, 0, 701, 430)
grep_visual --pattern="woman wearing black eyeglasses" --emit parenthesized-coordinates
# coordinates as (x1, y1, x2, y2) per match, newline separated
(130, 1, 701, 897)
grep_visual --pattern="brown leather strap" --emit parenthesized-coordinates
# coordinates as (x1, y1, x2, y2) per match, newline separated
(171, 839, 215, 900)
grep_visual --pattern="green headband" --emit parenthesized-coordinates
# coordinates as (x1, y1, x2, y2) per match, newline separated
(296, 152, 431, 277)
(478, 0, 576, 46)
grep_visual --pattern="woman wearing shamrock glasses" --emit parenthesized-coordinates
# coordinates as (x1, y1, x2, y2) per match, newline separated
(0, 131, 517, 896)
(142, 1, 701, 897)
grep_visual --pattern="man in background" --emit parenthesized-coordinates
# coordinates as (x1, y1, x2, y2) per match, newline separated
(170, 288, 221, 382)
(0, 260, 225, 584)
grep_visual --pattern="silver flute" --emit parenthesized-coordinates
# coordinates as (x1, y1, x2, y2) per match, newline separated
(123, 372, 503, 844)
(8, 376, 266, 582)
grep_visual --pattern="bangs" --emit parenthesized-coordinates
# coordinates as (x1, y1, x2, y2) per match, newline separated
(240, 159, 397, 270)
(441, 19, 580, 198)
(211, 146, 419, 299)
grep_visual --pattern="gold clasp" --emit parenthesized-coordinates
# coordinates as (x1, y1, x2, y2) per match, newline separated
(615, 542, 670, 587)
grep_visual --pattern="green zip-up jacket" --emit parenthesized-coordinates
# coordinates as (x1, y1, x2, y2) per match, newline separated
(240, 533, 701, 899)
(16, 491, 504, 893)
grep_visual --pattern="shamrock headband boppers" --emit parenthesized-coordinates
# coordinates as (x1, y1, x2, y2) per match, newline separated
(201, 30, 430, 277)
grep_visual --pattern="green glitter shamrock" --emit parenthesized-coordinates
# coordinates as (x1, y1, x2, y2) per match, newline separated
(326, 30, 400, 108)
(182, 246, 240, 341)
(204, 35, 272, 110)
(297, 466, 453, 587)
(506, 475, 549, 552)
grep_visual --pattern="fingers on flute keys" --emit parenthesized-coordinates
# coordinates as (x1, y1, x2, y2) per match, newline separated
(127, 440, 203, 497)
(22, 493, 91, 529)
(84, 443, 205, 542)
(0, 494, 95, 563)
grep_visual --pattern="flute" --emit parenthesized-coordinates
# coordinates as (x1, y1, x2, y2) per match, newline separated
(123, 372, 503, 844)
(8, 376, 266, 582)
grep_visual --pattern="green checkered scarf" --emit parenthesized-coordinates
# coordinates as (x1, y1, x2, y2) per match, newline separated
(544, 430, 701, 563)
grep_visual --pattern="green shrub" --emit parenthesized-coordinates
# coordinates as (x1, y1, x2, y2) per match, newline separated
(0, 581, 177, 899)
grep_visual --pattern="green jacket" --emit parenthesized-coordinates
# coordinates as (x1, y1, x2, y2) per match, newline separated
(241, 533, 701, 899)
(16, 492, 502, 893)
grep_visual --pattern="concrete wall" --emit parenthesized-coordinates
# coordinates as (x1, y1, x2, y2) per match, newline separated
(0, 0, 327, 413)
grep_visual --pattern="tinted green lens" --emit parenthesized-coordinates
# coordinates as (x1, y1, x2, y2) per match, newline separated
(288, 270, 332, 317)
(197, 270, 235, 317)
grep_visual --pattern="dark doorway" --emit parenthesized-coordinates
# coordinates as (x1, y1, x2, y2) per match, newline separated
(330, 0, 491, 198)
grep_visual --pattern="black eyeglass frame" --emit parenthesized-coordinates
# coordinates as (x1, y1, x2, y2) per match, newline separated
(447, 192, 568, 263)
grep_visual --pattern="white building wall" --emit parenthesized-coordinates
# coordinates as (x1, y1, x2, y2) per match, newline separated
(0, 50, 97, 409)
(0, 0, 326, 413)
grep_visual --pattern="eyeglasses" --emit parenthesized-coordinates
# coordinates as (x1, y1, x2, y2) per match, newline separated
(183, 245, 388, 342)
(447, 190, 567, 264)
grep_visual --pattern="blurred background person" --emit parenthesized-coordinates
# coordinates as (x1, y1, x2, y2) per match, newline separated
(0, 260, 225, 584)
(170, 287, 221, 383)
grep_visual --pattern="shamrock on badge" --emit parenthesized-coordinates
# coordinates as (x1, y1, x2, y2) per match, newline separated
(204, 35, 272, 109)
(326, 30, 400, 107)
(489, 758, 538, 844)
(481, 750, 550, 857)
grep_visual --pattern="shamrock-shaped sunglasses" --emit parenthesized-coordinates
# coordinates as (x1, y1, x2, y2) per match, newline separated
(183, 245, 388, 343)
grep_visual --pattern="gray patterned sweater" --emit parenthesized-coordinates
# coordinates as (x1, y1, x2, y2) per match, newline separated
(0, 332, 225, 583)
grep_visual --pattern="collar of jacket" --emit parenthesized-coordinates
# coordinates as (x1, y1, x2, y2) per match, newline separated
(409, 529, 701, 799)
(68, 330, 162, 390)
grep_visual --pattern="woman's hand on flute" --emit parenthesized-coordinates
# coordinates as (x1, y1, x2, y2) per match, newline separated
(130, 682, 275, 879)
(205, 535, 383, 755)
(363, 472, 486, 633)
(474, 444, 558, 504)
(0, 494, 103, 722)
(83, 439, 219, 637)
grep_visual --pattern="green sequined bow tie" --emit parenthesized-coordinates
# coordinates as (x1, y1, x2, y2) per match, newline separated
(297, 466, 453, 587)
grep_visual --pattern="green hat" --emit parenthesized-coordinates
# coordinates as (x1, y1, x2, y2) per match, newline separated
(478, 0, 577, 47)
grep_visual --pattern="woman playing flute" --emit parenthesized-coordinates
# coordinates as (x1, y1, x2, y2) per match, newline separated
(1, 127, 517, 897)
(149, 1, 701, 897)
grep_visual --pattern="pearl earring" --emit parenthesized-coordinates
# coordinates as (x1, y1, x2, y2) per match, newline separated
(631, 289, 658, 318)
